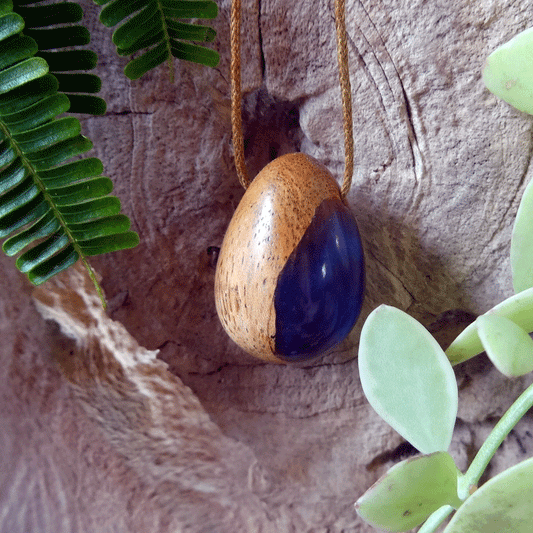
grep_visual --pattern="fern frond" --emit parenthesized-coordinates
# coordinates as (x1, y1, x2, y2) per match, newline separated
(13, 0, 106, 115)
(95, 0, 219, 80)
(0, 1, 138, 304)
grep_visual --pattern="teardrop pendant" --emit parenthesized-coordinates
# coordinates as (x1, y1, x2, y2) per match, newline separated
(215, 153, 365, 363)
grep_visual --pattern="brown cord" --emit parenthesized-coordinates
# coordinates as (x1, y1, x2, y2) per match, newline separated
(230, 0, 354, 198)
(334, 0, 354, 198)
(230, 0, 249, 188)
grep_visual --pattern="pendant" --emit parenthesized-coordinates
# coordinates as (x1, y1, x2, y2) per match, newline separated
(215, 153, 365, 363)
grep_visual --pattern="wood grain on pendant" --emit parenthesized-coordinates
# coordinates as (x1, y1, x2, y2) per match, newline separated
(215, 153, 349, 362)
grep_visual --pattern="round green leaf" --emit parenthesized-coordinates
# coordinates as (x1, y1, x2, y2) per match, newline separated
(446, 288, 533, 365)
(444, 457, 533, 533)
(356, 452, 462, 532)
(483, 27, 533, 115)
(477, 314, 533, 377)
(358, 305, 458, 454)
(511, 177, 533, 293)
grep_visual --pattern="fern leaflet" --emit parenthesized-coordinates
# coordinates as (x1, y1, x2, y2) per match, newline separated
(13, 0, 107, 115)
(94, 0, 220, 80)
(0, 0, 138, 304)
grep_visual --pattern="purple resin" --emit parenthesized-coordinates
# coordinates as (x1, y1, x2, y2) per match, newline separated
(274, 197, 365, 361)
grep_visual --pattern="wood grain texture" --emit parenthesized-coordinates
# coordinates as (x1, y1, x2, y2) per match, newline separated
(2, 0, 533, 531)
(215, 153, 341, 361)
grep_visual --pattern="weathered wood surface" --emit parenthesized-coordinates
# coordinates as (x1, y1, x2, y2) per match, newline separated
(2, 0, 533, 532)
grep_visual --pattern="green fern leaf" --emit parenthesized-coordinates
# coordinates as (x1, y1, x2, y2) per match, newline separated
(27, 245, 79, 284)
(59, 197, 122, 224)
(0, 57, 48, 93)
(15, 3, 83, 26)
(0, 73, 59, 114)
(96, 0, 219, 80)
(13, 0, 106, 115)
(3, 209, 60, 256)
(2, 93, 71, 132)
(38, 50, 98, 71)
(0, 4, 138, 304)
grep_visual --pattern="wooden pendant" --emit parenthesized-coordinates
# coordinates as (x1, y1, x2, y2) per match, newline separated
(215, 153, 365, 363)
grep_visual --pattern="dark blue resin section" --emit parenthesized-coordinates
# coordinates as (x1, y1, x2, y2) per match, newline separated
(274, 197, 365, 361)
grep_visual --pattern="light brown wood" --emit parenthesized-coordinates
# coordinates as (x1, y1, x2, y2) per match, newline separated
(214, 153, 342, 362)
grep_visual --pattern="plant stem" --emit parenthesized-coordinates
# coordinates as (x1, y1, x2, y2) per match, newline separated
(457, 379, 533, 500)
(81, 257, 107, 310)
(417, 505, 454, 533)
(417, 380, 533, 532)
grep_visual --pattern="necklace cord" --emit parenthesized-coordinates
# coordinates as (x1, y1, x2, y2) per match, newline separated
(230, 0, 354, 198)
(334, 0, 354, 198)
(230, 0, 249, 188)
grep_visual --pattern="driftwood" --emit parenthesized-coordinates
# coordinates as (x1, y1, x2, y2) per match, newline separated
(2, 0, 533, 531)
